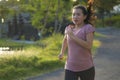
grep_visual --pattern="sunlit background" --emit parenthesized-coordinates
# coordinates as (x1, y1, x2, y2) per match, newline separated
(0, 0, 120, 80)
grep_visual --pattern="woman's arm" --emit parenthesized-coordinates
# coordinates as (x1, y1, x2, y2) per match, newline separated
(58, 35, 68, 60)
(68, 31, 94, 50)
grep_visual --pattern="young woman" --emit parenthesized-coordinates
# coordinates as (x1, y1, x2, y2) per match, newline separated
(58, 5, 95, 80)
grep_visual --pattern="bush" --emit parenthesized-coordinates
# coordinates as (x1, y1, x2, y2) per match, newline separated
(104, 15, 120, 27)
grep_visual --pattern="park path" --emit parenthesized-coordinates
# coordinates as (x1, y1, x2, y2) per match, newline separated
(27, 27, 120, 80)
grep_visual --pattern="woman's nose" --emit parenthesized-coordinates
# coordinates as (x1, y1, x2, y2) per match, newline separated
(73, 15, 78, 19)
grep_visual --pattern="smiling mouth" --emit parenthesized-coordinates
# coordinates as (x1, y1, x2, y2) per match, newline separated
(74, 20, 79, 22)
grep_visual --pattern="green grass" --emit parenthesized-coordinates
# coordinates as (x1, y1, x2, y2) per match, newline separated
(0, 34, 64, 80)
(92, 32, 108, 55)
(95, 15, 120, 28)
(0, 33, 102, 80)
(92, 40, 101, 55)
(95, 32, 107, 38)
(104, 15, 120, 28)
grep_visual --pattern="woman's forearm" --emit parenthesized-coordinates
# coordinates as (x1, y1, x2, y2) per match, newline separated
(70, 34, 93, 50)
(73, 36, 90, 49)
(60, 36, 67, 54)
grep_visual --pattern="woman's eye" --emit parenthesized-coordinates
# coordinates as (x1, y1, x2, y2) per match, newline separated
(72, 13, 81, 16)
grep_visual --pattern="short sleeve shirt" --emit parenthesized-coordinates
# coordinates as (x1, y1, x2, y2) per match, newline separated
(65, 24, 95, 72)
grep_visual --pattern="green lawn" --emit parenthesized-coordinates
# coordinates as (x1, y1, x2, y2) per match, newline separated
(0, 33, 102, 80)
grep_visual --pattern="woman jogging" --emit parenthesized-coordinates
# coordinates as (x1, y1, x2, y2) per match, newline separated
(58, 4, 96, 80)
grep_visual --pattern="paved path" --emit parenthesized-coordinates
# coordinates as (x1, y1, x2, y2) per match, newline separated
(27, 27, 120, 80)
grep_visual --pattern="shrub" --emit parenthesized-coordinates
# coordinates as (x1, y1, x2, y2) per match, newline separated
(104, 15, 120, 27)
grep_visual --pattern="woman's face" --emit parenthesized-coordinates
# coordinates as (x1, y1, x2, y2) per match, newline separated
(72, 8, 86, 25)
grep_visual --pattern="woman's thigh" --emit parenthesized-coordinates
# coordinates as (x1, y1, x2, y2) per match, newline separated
(80, 67, 95, 80)
(65, 69, 78, 80)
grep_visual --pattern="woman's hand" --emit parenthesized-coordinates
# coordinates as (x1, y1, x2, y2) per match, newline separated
(66, 26, 74, 37)
(58, 53, 64, 60)
(67, 30, 74, 36)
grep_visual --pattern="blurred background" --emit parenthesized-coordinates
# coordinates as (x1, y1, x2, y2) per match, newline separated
(0, 0, 119, 40)
(0, 0, 119, 80)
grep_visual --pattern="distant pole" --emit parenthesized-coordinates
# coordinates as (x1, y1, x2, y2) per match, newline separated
(1, 18, 4, 23)
(0, 18, 5, 38)
(0, 20, 1, 38)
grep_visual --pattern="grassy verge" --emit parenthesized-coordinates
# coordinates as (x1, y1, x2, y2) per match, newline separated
(92, 32, 108, 56)
(0, 33, 102, 80)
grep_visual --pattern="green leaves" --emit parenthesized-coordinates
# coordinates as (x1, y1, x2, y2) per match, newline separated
(95, 0, 120, 12)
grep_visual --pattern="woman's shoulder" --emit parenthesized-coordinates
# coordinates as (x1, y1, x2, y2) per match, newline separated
(84, 24, 95, 29)
(84, 24, 93, 28)
(84, 24, 95, 33)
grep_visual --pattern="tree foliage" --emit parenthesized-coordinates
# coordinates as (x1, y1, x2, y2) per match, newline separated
(19, 0, 74, 34)
(94, 0, 120, 12)
(1, 0, 120, 35)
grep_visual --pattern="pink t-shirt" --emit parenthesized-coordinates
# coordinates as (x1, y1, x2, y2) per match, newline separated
(65, 24, 95, 72)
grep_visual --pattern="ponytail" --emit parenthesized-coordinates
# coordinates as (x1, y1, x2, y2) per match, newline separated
(86, 0, 96, 26)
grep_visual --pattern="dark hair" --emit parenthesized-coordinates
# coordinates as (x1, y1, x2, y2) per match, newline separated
(73, 3, 95, 26)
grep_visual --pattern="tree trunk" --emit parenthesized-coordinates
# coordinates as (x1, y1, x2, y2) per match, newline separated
(102, 9, 105, 27)
(43, 2, 51, 27)
(41, 1, 51, 34)
(57, 13, 65, 33)
(54, 0, 60, 33)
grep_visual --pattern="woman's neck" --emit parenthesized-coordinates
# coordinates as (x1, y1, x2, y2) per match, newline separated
(75, 23, 85, 28)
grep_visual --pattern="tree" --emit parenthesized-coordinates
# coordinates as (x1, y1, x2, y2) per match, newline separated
(94, 0, 120, 27)
(0, 5, 9, 23)
(4, 0, 95, 36)
(23, 0, 73, 35)
(95, 0, 120, 12)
